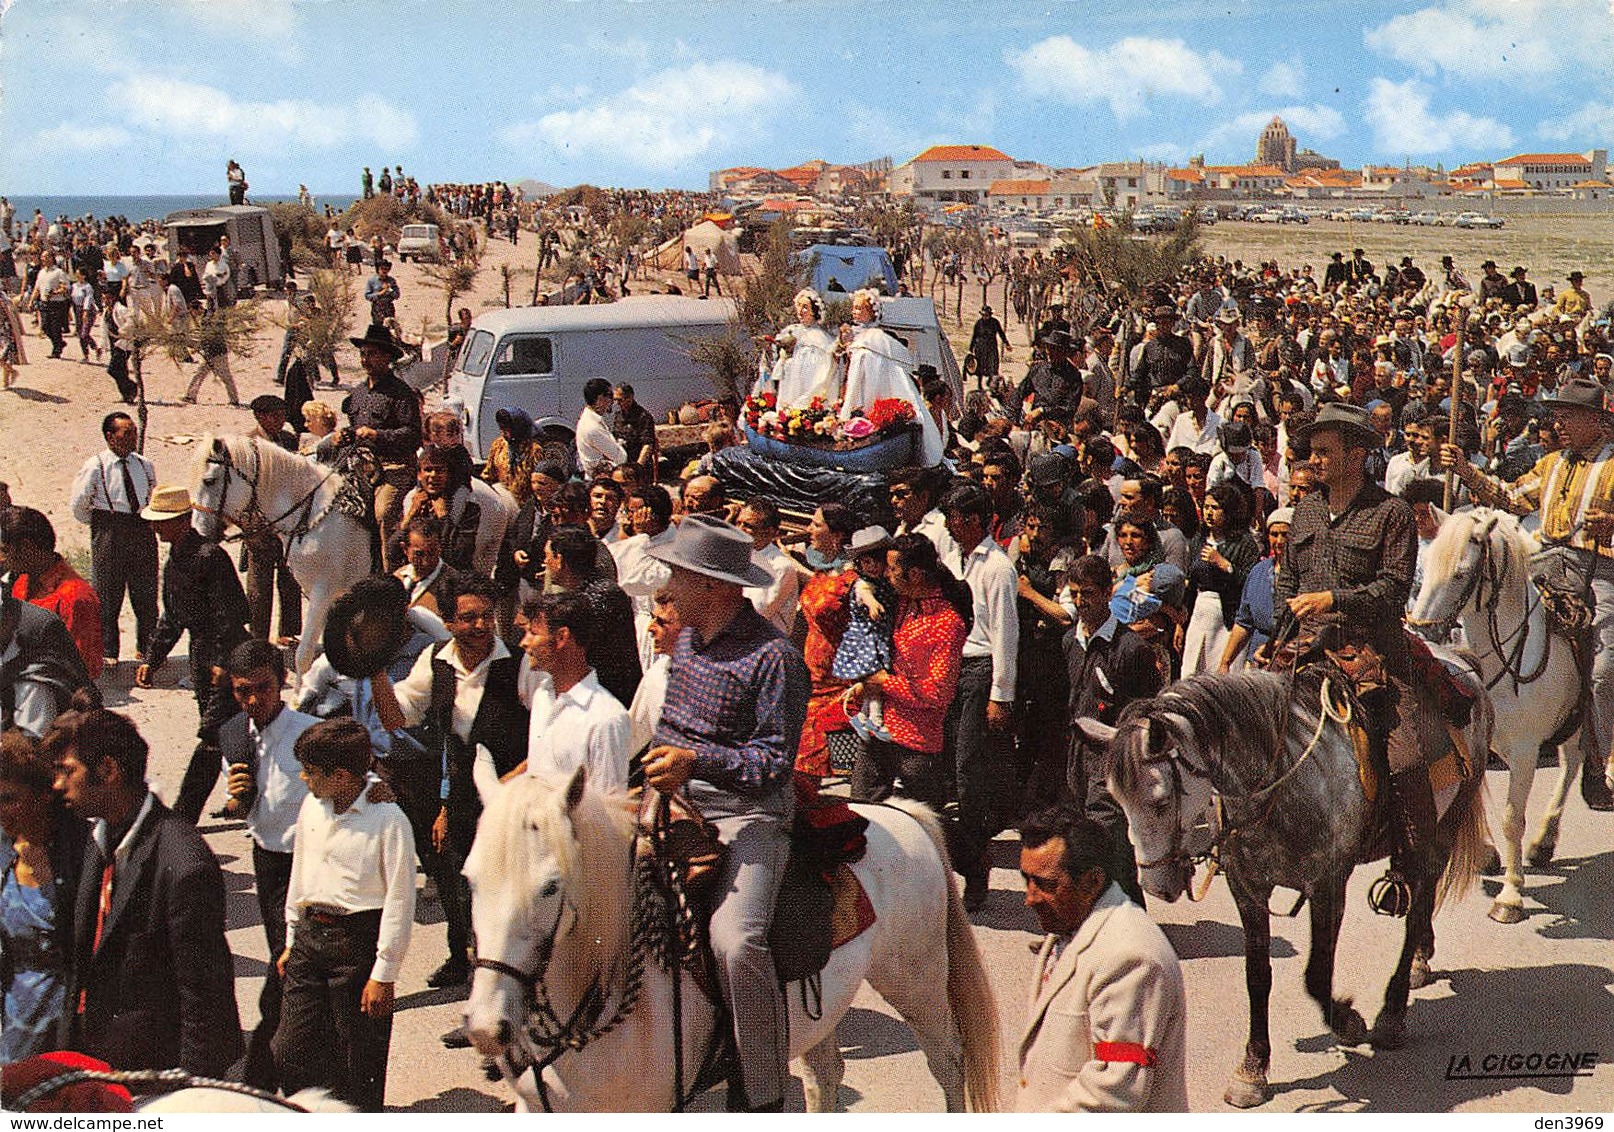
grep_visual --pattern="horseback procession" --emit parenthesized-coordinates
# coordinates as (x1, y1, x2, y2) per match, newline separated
(5, 214, 1614, 1117)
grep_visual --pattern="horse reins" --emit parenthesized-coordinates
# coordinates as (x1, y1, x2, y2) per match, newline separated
(194, 440, 340, 547)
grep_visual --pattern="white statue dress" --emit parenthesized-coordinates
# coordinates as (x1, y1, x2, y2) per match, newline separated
(770, 323, 839, 408)
(841, 323, 945, 467)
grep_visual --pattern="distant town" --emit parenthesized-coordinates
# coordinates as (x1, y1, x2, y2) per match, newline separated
(712, 117, 1612, 215)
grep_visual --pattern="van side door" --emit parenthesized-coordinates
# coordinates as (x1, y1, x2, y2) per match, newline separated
(486, 332, 560, 432)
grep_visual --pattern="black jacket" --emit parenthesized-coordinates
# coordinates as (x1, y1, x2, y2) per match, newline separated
(63, 795, 243, 1076)
(146, 531, 251, 670)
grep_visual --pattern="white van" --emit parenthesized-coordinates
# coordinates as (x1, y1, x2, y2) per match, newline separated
(448, 297, 741, 462)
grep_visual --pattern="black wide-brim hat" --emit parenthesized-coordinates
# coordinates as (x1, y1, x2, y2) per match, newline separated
(1293, 402, 1382, 449)
(322, 576, 412, 678)
(350, 322, 404, 359)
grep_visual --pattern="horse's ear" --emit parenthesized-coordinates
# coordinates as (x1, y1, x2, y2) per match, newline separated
(211, 435, 226, 455)
(1074, 717, 1117, 748)
(564, 765, 587, 812)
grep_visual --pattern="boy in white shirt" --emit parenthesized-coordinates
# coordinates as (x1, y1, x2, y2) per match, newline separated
(275, 718, 416, 1111)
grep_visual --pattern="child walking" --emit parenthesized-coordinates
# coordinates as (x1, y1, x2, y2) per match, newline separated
(833, 526, 898, 742)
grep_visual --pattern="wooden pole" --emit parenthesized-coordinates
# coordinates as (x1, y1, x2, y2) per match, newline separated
(1444, 312, 1462, 511)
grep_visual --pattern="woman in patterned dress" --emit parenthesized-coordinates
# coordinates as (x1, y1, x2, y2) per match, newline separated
(792, 503, 859, 777)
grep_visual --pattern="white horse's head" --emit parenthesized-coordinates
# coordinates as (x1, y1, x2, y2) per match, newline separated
(462, 767, 637, 1059)
(1079, 711, 1217, 903)
(190, 435, 235, 541)
(1409, 507, 1518, 634)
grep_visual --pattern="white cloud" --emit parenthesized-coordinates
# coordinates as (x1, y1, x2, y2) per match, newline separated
(33, 122, 133, 151)
(1363, 77, 1513, 154)
(1006, 35, 1240, 119)
(1258, 60, 1305, 99)
(1540, 100, 1614, 143)
(501, 60, 797, 170)
(1364, 0, 1614, 82)
(1199, 104, 1346, 155)
(178, 0, 299, 40)
(1136, 141, 1190, 163)
(108, 76, 418, 150)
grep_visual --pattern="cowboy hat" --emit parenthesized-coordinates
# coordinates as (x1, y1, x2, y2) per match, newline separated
(646, 513, 771, 587)
(140, 485, 194, 522)
(1568, 271, 1585, 282)
(847, 525, 893, 558)
(322, 575, 412, 678)
(350, 322, 404, 358)
(1293, 402, 1381, 449)
(1541, 377, 1612, 417)
(1037, 328, 1079, 352)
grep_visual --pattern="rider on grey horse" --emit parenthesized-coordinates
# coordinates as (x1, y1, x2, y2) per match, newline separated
(1274, 403, 1448, 916)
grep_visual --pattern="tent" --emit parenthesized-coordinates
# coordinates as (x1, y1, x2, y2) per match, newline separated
(651, 219, 743, 274)
(795, 244, 898, 297)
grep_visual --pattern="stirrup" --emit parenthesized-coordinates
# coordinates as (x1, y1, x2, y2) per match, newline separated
(1368, 869, 1412, 918)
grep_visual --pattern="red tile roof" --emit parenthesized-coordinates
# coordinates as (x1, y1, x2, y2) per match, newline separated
(987, 179, 1052, 195)
(911, 144, 1014, 164)
(1495, 153, 1594, 166)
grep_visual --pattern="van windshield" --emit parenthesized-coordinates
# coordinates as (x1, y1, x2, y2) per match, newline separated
(458, 329, 495, 378)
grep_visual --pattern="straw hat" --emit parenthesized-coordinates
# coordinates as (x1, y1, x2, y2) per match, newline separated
(140, 485, 194, 522)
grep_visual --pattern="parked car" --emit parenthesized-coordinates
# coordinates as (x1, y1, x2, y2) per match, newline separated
(1455, 212, 1505, 229)
(397, 223, 442, 263)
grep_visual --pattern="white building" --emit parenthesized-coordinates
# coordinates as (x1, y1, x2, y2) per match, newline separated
(888, 145, 1017, 204)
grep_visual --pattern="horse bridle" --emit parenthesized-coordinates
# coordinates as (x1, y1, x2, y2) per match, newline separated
(192, 440, 337, 546)
(1408, 521, 1550, 689)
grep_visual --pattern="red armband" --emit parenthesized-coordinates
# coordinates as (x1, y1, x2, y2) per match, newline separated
(1093, 1041, 1158, 1068)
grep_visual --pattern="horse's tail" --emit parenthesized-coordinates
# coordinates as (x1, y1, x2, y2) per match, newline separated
(883, 798, 1001, 1113)
(1436, 770, 1489, 912)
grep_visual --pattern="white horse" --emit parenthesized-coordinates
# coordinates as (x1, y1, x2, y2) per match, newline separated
(1408, 507, 1585, 923)
(462, 769, 1000, 1113)
(191, 434, 372, 678)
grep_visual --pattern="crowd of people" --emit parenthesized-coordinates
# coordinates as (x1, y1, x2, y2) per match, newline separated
(4, 218, 1614, 1114)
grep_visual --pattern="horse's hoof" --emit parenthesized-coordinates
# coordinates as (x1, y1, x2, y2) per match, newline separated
(1488, 900, 1526, 924)
(1331, 1001, 1370, 1046)
(1370, 1015, 1407, 1050)
(1409, 953, 1434, 991)
(1526, 841, 1556, 867)
(1224, 1074, 1269, 1109)
(1480, 848, 1502, 876)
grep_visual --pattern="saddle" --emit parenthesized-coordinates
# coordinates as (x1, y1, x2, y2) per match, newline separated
(639, 776, 877, 998)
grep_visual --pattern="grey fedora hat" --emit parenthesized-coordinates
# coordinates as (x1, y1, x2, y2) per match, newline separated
(646, 513, 772, 587)
(1294, 402, 1382, 448)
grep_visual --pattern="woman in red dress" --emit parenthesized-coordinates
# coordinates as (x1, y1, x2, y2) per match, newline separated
(794, 503, 858, 777)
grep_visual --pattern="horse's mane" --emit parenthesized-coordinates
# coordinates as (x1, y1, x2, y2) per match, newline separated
(193, 432, 326, 502)
(468, 773, 639, 987)
(1109, 670, 1290, 795)
(1423, 506, 1532, 591)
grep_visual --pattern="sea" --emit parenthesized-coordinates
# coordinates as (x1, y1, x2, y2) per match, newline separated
(2, 194, 358, 225)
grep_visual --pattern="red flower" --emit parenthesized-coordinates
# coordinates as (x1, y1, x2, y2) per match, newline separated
(865, 398, 916, 432)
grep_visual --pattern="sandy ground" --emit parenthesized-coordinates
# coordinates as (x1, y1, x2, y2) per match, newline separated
(2, 219, 1611, 1111)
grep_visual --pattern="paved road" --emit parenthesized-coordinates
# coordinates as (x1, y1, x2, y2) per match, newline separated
(103, 656, 1612, 1113)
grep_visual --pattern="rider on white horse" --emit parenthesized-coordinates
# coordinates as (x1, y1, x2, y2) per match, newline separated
(1440, 376, 1614, 812)
(1275, 403, 1453, 916)
(642, 515, 810, 1112)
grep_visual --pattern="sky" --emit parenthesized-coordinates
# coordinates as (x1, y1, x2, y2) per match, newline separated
(5, 0, 1614, 195)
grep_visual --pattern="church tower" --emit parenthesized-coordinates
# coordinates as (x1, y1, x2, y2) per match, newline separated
(1256, 116, 1297, 172)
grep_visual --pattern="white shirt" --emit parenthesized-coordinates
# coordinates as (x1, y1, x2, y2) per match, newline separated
(898, 508, 960, 564)
(242, 708, 319, 853)
(576, 405, 626, 476)
(70, 449, 155, 522)
(284, 780, 417, 983)
(390, 637, 512, 740)
(745, 542, 802, 634)
(394, 560, 444, 607)
(521, 668, 630, 794)
(956, 535, 1019, 703)
(629, 653, 671, 757)
(1163, 408, 1222, 455)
